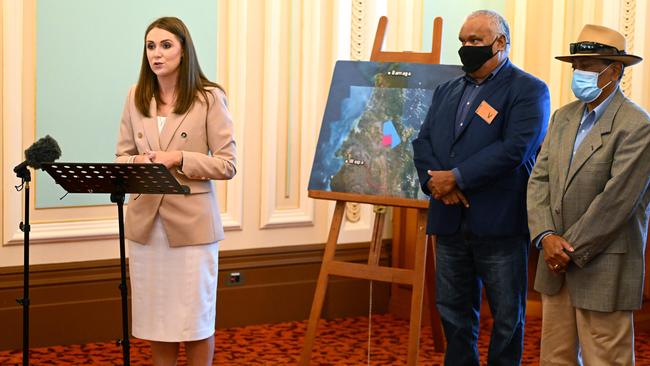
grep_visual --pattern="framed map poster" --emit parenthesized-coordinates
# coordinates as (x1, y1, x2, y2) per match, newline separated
(308, 61, 463, 208)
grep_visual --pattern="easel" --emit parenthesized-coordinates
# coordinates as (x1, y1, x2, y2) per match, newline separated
(299, 16, 446, 365)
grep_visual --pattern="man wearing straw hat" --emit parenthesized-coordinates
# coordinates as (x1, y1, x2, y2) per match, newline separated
(528, 24, 650, 365)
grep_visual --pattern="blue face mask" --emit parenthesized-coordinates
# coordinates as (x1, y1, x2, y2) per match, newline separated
(571, 64, 612, 103)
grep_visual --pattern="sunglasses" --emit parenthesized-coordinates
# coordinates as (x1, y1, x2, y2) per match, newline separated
(569, 42, 623, 55)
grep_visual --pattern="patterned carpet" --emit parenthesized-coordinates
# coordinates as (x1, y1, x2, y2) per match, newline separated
(2, 314, 650, 365)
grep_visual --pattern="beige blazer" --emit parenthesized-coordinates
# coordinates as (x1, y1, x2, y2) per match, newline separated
(527, 89, 650, 312)
(115, 86, 236, 246)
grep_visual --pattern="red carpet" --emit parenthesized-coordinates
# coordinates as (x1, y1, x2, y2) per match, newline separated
(2, 314, 650, 365)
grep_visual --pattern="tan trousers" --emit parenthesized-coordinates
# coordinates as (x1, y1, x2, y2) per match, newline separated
(540, 284, 634, 366)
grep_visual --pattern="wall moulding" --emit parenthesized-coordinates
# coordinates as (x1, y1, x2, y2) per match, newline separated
(2, 0, 244, 248)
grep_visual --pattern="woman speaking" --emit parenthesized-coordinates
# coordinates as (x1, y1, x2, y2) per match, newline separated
(115, 16, 236, 365)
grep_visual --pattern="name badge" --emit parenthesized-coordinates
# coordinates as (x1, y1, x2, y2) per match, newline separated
(475, 100, 498, 124)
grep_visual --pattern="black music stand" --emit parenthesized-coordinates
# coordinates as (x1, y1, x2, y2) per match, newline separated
(41, 162, 190, 366)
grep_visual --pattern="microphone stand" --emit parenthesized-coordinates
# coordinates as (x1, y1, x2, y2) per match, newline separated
(14, 166, 31, 366)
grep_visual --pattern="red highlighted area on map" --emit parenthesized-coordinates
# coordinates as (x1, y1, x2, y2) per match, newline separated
(382, 120, 401, 149)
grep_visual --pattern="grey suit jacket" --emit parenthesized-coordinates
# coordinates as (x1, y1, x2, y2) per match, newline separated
(528, 89, 650, 312)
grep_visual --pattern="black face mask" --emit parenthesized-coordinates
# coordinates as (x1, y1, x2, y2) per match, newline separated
(458, 38, 499, 73)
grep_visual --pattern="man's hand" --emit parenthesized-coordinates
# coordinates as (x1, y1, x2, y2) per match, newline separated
(427, 170, 456, 198)
(439, 188, 470, 208)
(541, 234, 574, 273)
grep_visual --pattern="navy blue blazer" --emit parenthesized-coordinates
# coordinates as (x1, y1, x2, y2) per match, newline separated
(412, 60, 550, 237)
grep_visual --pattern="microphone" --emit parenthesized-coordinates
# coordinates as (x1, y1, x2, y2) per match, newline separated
(13, 135, 62, 173)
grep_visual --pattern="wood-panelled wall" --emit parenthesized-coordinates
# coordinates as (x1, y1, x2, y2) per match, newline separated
(0, 242, 390, 350)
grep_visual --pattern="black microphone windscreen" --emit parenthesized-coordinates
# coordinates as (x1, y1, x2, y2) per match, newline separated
(24, 135, 62, 169)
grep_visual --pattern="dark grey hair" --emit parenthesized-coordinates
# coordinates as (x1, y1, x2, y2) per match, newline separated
(467, 10, 510, 50)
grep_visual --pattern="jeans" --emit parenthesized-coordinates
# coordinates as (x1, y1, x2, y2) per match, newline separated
(435, 226, 529, 366)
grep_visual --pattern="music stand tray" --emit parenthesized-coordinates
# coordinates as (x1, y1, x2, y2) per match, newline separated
(42, 162, 190, 195)
(41, 162, 190, 365)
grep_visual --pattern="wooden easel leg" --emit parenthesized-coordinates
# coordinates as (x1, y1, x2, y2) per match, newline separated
(406, 209, 428, 365)
(426, 235, 446, 353)
(299, 201, 346, 365)
(368, 207, 386, 266)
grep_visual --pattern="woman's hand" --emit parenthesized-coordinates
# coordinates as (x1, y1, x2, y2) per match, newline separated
(146, 150, 182, 169)
(133, 154, 153, 163)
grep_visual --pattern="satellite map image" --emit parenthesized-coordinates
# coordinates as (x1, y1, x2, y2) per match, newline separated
(308, 61, 463, 201)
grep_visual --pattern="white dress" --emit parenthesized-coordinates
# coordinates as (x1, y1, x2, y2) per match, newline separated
(128, 116, 219, 342)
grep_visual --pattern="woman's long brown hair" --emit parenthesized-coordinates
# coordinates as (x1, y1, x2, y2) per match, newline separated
(134, 17, 223, 117)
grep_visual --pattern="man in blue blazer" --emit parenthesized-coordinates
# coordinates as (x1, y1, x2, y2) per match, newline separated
(412, 10, 550, 366)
